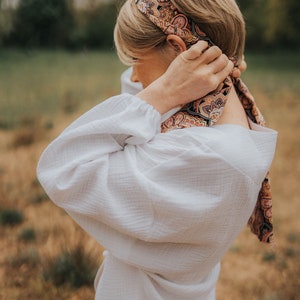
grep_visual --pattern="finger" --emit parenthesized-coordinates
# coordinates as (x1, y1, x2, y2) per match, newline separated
(239, 59, 247, 73)
(215, 60, 234, 82)
(201, 45, 222, 63)
(231, 67, 241, 78)
(209, 54, 230, 74)
(181, 40, 209, 61)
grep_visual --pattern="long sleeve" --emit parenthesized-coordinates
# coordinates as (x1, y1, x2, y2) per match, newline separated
(37, 94, 161, 241)
(37, 93, 277, 299)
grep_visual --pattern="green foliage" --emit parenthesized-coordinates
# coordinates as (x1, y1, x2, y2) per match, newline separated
(0, 209, 24, 226)
(286, 232, 298, 243)
(81, 3, 117, 49)
(237, 0, 300, 51)
(284, 247, 297, 258)
(43, 245, 98, 288)
(238, 0, 267, 50)
(0, 8, 14, 45)
(263, 0, 300, 49)
(3, 0, 118, 49)
(262, 251, 276, 262)
(1, 0, 299, 50)
(7, 0, 74, 47)
(18, 227, 37, 242)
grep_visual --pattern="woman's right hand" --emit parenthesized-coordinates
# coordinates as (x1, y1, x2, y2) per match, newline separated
(137, 41, 234, 114)
(231, 55, 247, 78)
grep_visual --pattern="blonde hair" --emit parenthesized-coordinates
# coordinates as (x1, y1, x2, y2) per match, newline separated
(114, 0, 245, 65)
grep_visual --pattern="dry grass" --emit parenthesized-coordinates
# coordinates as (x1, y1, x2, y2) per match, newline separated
(216, 66, 300, 299)
(0, 117, 103, 300)
(0, 51, 299, 299)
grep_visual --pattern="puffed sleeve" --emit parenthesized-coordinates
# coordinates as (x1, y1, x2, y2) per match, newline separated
(37, 93, 277, 262)
(37, 94, 160, 232)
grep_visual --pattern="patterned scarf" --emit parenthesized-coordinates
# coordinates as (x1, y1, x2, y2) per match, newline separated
(135, 0, 273, 243)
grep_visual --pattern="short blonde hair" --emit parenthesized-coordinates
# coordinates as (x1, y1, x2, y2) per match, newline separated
(114, 0, 245, 65)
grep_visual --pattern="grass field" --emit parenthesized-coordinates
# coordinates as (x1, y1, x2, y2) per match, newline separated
(0, 49, 126, 128)
(0, 49, 299, 300)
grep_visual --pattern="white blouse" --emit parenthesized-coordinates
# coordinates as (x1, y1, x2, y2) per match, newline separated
(37, 69, 277, 300)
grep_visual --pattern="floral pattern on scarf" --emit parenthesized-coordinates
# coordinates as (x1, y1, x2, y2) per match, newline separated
(136, 0, 274, 243)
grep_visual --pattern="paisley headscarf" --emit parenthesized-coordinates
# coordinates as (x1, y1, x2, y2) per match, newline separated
(135, 0, 274, 243)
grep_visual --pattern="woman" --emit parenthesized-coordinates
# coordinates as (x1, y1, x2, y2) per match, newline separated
(37, 0, 277, 299)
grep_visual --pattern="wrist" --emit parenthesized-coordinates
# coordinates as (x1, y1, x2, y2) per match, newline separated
(136, 76, 176, 114)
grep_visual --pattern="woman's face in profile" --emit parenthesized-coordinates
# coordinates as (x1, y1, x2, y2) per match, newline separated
(130, 48, 173, 89)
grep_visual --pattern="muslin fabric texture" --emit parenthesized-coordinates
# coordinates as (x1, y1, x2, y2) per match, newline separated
(37, 70, 277, 299)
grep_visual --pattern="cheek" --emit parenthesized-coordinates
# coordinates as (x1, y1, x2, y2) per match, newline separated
(149, 61, 170, 82)
(133, 52, 173, 88)
(137, 66, 162, 88)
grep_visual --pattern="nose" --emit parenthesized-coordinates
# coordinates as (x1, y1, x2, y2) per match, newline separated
(130, 66, 139, 83)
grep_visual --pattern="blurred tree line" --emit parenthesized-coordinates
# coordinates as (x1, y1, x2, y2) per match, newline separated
(0, 0, 118, 49)
(0, 0, 299, 51)
(238, 0, 300, 51)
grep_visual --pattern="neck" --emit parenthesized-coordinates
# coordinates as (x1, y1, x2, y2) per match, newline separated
(216, 84, 250, 129)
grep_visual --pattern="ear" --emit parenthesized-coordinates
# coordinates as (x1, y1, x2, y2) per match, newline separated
(166, 35, 187, 54)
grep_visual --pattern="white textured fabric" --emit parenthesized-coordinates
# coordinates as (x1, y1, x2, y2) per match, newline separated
(37, 71, 277, 299)
(121, 67, 143, 95)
